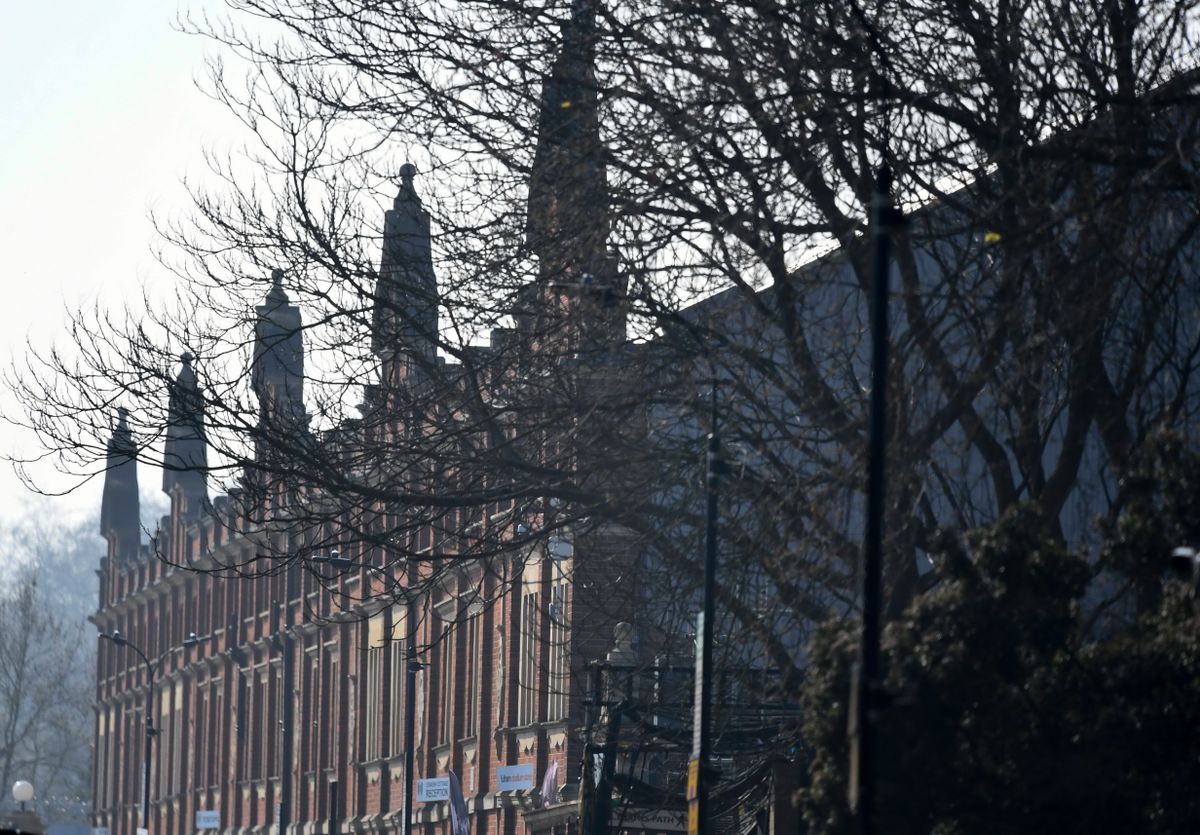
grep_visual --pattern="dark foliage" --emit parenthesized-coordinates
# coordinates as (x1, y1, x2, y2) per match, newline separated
(802, 435, 1200, 833)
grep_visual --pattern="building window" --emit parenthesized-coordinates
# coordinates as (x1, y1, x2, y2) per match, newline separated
(159, 689, 171, 796)
(240, 671, 254, 782)
(305, 653, 319, 774)
(364, 613, 385, 761)
(210, 683, 223, 790)
(97, 711, 109, 806)
(173, 681, 185, 794)
(546, 582, 570, 722)
(195, 686, 207, 790)
(388, 606, 407, 756)
(257, 669, 270, 780)
(518, 591, 539, 727)
(462, 613, 480, 738)
(437, 619, 455, 744)
(269, 664, 280, 780)
(329, 649, 341, 767)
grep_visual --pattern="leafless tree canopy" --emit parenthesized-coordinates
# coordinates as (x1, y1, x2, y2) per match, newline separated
(0, 511, 99, 821)
(8, 0, 1200, 686)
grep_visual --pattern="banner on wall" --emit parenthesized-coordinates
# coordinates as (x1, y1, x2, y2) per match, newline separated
(497, 763, 535, 791)
(416, 777, 450, 802)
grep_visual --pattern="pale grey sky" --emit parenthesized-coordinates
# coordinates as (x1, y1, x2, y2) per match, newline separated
(0, 1, 241, 523)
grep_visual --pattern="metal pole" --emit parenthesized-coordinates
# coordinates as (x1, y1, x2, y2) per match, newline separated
(689, 384, 720, 835)
(103, 632, 200, 835)
(278, 627, 295, 835)
(142, 671, 154, 833)
(590, 703, 625, 835)
(402, 602, 417, 835)
(852, 164, 897, 835)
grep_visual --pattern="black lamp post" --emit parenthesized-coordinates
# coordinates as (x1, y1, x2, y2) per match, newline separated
(401, 607, 421, 835)
(848, 165, 902, 835)
(687, 383, 722, 835)
(6, 780, 44, 835)
(101, 629, 205, 834)
(308, 552, 428, 835)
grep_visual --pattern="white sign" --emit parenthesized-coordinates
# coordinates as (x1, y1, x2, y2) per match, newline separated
(196, 810, 221, 830)
(416, 776, 451, 802)
(136, 829, 148, 835)
(93, 828, 110, 835)
(497, 763, 535, 791)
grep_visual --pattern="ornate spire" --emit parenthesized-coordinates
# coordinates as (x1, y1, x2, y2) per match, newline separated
(252, 270, 306, 420)
(525, 0, 610, 282)
(100, 408, 141, 558)
(374, 163, 438, 362)
(162, 352, 208, 507)
(519, 0, 626, 351)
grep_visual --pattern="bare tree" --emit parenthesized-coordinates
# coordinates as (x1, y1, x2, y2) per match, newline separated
(0, 509, 99, 822)
(6, 0, 1200, 734)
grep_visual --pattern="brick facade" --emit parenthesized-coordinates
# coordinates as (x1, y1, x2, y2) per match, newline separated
(92, 505, 615, 835)
(92, 7, 630, 835)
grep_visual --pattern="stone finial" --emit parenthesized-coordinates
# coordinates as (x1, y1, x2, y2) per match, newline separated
(263, 269, 289, 307)
(175, 352, 199, 391)
(607, 621, 636, 665)
(395, 162, 422, 209)
(376, 159, 437, 361)
(163, 345, 208, 504)
(101, 406, 141, 557)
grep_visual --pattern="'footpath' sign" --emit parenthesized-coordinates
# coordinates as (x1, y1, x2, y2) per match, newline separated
(624, 809, 688, 832)
(417, 776, 451, 802)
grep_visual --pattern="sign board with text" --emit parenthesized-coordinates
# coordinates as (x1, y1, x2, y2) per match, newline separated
(196, 810, 220, 830)
(416, 776, 451, 802)
(497, 763, 535, 791)
(623, 809, 688, 832)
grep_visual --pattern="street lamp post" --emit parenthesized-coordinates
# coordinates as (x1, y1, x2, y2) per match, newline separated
(688, 383, 722, 835)
(6, 780, 45, 835)
(848, 165, 902, 835)
(275, 601, 296, 835)
(401, 607, 419, 835)
(100, 630, 204, 834)
(309, 553, 432, 835)
(12, 781, 34, 812)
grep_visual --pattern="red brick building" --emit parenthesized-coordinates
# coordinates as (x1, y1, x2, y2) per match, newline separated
(92, 448, 627, 835)
(89, 216, 632, 825)
(90, 6, 645, 835)
(87, 0, 812, 827)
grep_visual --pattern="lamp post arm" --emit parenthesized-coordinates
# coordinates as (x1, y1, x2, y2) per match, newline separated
(131, 644, 153, 674)
(98, 631, 205, 834)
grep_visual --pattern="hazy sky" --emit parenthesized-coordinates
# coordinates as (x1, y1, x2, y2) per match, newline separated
(0, 1, 240, 524)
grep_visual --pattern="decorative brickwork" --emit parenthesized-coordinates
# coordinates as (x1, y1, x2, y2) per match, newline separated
(93, 7, 624, 835)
